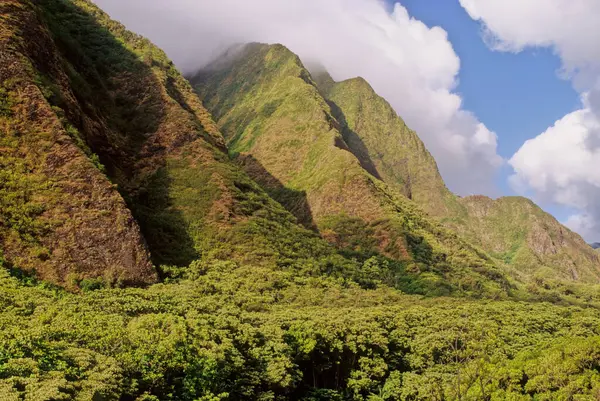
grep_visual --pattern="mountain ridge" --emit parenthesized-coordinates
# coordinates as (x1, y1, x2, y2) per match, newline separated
(306, 56, 600, 283)
(0, 0, 157, 288)
(192, 43, 600, 288)
(318, 72, 460, 218)
(1, 2, 363, 290)
(193, 43, 515, 296)
(4, 3, 600, 399)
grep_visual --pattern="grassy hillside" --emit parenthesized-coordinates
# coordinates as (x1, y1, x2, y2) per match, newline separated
(192, 43, 510, 297)
(447, 196, 600, 283)
(321, 75, 460, 218)
(312, 67, 600, 284)
(0, 0, 506, 297)
(0, 0, 322, 291)
(0, 0, 382, 292)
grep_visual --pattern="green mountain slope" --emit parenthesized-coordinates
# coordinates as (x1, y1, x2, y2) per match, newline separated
(0, 0, 356, 289)
(312, 67, 600, 283)
(320, 74, 459, 218)
(447, 195, 600, 282)
(192, 43, 509, 297)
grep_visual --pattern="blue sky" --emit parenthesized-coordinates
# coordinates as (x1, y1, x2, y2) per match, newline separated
(399, 0, 581, 220)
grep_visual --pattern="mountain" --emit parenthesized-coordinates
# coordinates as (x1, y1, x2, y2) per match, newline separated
(315, 72, 459, 218)
(0, 0, 156, 287)
(592, 243, 600, 249)
(311, 66, 600, 283)
(192, 43, 600, 286)
(0, 0, 508, 297)
(0, 0, 358, 289)
(192, 43, 509, 296)
(447, 196, 600, 282)
(4, 2, 600, 400)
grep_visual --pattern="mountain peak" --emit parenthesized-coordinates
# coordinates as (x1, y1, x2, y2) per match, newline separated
(339, 76, 373, 90)
(192, 42, 509, 296)
(321, 71, 455, 217)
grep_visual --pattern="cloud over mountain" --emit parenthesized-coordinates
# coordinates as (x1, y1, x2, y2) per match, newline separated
(93, 0, 503, 196)
(460, 0, 600, 241)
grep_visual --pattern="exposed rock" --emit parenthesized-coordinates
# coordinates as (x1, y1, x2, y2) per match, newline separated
(0, 0, 156, 288)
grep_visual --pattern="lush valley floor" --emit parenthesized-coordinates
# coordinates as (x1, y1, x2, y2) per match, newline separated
(2, 261, 600, 400)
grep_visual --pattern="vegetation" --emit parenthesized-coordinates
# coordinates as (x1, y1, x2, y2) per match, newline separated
(3, 1, 600, 400)
(443, 195, 600, 283)
(0, 114, 50, 245)
(0, 0, 157, 287)
(321, 75, 458, 218)
(3, 260, 600, 400)
(192, 43, 513, 298)
(31, 0, 354, 278)
(314, 72, 600, 285)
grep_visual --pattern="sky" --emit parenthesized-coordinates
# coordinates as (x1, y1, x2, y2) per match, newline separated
(399, 0, 582, 218)
(92, 0, 600, 242)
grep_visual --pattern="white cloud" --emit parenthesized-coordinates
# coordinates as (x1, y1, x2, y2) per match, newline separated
(509, 104, 600, 240)
(93, 0, 503, 196)
(566, 213, 600, 242)
(459, 0, 600, 82)
(459, 0, 600, 240)
(509, 107, 600, 205)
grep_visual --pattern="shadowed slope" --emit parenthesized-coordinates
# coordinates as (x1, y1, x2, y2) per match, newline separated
(0, 0, 156, 288)
(1, 1, 352, 289)
(29, 0, 370, 277)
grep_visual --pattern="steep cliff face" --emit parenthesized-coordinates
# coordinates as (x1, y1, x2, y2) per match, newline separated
(319, 75, 460, 218)
(192, 43, 509, 296)
(31, 0, 232, 269)
(37, 0, 384, 276)
(4, 5, 600, 398)
(0, 1, 344, 289)
(194, 44, 385, 227)
(0, 0, 156, 288)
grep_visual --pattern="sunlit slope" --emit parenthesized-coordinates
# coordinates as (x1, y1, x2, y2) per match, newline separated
(193, 43, 509, 296)
(322, 75, 460, 218)
(449, 195, 600, 282)
(314, 67, 600, 283)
